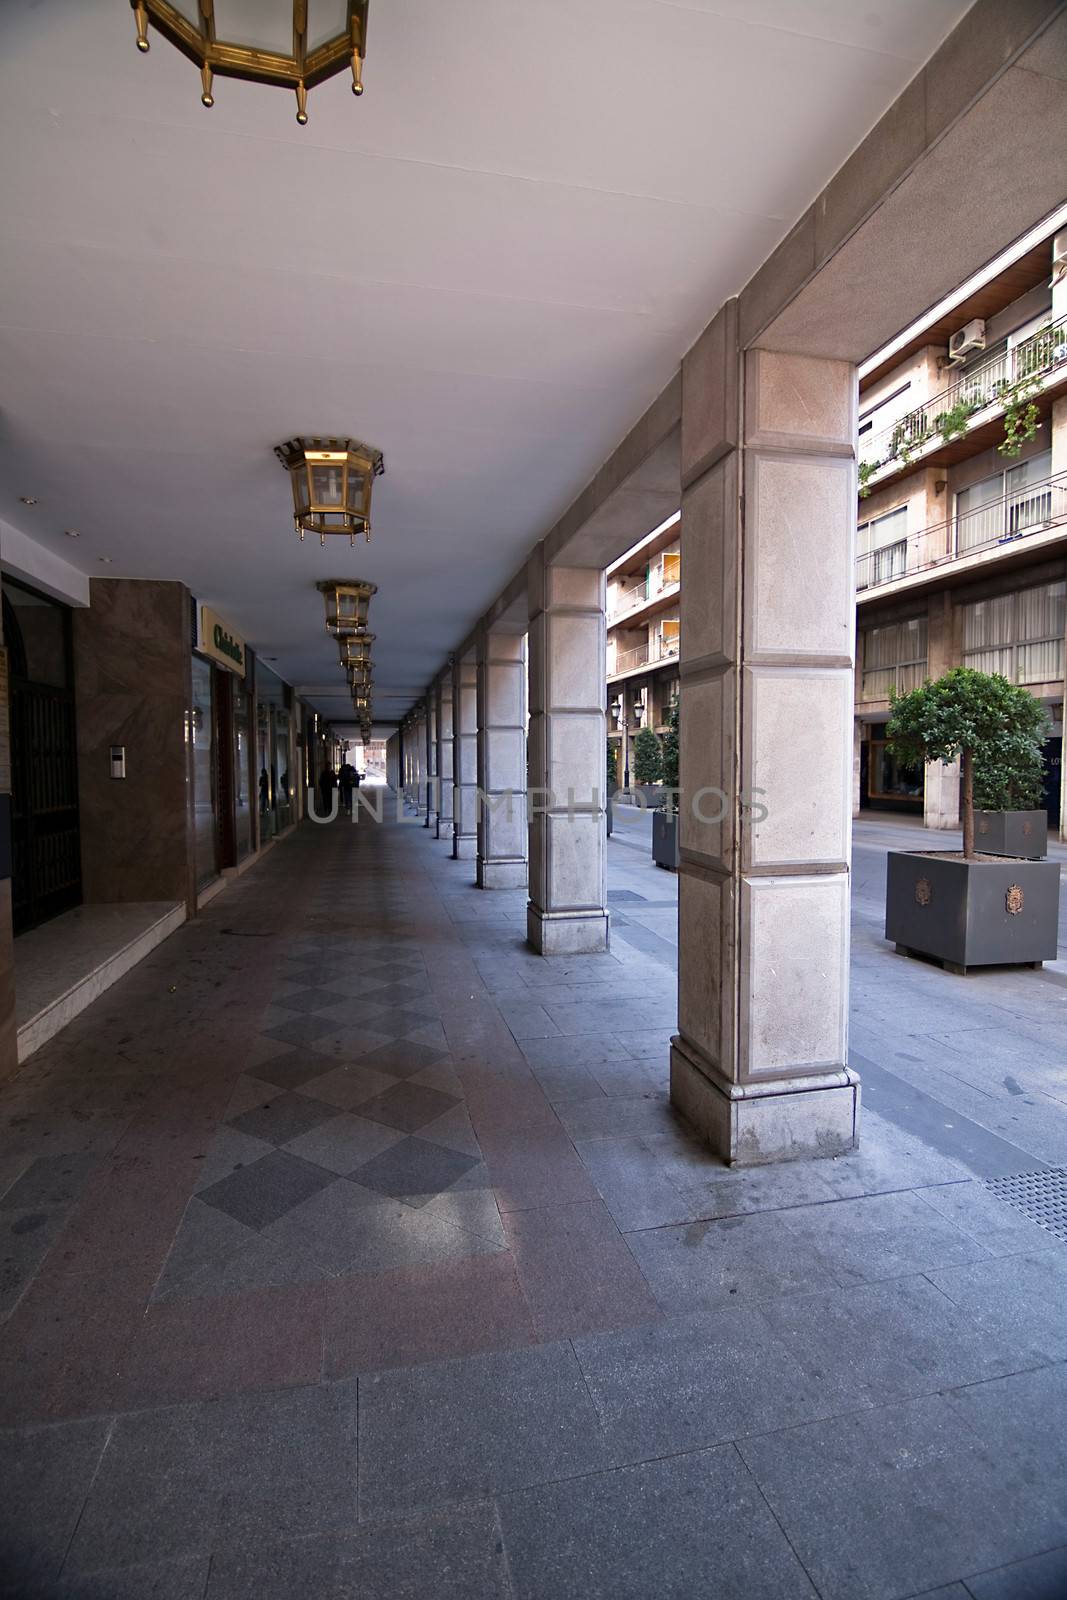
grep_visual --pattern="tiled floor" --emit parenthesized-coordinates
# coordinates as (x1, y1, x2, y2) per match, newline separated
(1, 802, 1066, 1598)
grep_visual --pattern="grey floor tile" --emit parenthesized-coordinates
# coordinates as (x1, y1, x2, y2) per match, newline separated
(357, 1082, 460, 1135)
(739, 1393, 1066, 1600)
(553, 1093, 677, 1140)
(283, 1112, 403, 1175)
(913, 1180, 1063, 1257)
(926, 1250, 1067, 1366)
(626, 1209, 841, 1313)
(263, 1180, 496, 1278)
(193, 1127, 275, 1192)
(759, 1274, 1031, 1408)
(948, 1363, 1067, 1507)
(0, 1152, 97, 1211)
(358, 1341, 614, 1519)
(573, 1303, 850, 1459)
(152, 1197, 261, 1300)
(352, 1137, 479, 1203)
(356, 1040, 450, 1079)
(780, 1189, 992, 1286)
(252, 1050, 350, 1093)
(51, 1554, 210, 1598)
(260, 1015, 339, 1046)
(0, 1205, 68, 1319)
(227, 1091, 341, 1148)
(295, 1063, 398, 1111)
(66, 1383, 359, 1573)
(206, 1502, 510, 1599)
(272, 988, 350, 1015)
(198, 1151, 337, 1231)
(0, 1417, 111, 1591)
(499, 1445, 817, 1599)
(963, 1544, 1067, 1599)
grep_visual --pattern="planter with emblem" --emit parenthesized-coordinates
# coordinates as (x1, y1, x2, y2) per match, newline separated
(973, 809, 1048, 860)
(882, 669, 1060, 973)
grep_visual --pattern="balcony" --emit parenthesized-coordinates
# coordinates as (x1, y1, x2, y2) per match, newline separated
(859, 317, 1067, 489)
(608, 551, 680, 623)
(608, 634, 680, 679)
(856, 469, 1067, 594)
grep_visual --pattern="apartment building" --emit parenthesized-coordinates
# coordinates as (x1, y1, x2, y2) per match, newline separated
(606, 514, 680, 785)
(855, 228, 1067, 836)
(604, 227, 1067, 839)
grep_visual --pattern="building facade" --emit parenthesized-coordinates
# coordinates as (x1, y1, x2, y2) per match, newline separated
(606, 516, 680, 786)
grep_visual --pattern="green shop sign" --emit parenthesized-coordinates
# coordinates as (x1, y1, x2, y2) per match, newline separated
(198, 605, 246, 677)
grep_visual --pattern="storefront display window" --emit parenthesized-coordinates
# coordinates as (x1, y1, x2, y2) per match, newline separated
(190, 654, 218, 890)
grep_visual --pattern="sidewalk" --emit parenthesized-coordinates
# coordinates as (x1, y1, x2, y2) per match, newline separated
(0, 808, 1065, 1597)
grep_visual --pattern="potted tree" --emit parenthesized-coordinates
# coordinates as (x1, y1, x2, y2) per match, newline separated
(652, 702, 680, 870)
(973, 739, 1049, 860)
(632, 724, 663, 805)
(606, 735, 618, 837)
(884, 668, 1059, 973)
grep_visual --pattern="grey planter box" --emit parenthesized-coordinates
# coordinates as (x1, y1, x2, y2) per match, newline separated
(974, 809, 1048, 860)
(652, 810, 679, 870)
(885, 850, 1060, 972)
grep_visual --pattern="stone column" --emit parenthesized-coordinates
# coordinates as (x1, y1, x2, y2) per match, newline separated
(452, 650, 478, 860)
(435, 668, 454, 841)
(424, 691, 437, 829)
(476, 628, 527, 888)
(672, 303, 859, 1165)
(414, 711, 427, 815)
(924, 593, 960, 829)
(526, 547, 609, 953)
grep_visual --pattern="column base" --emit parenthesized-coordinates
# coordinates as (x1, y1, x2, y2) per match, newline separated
(526, 905, 609, 955)
(435, 815, 453, 841)
(477, 859, 527, 889)
(452, 835, 477, 860)
(670, 1036, 860, 1166)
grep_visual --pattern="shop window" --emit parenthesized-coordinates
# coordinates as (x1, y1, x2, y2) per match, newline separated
(867, 740, 923, 803)
(190, 655, 218, 890)
(860, 616, 927, 701)
(963, 578, 1065, 685)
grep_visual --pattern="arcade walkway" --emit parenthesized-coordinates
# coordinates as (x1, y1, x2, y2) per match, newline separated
(2, 808, 1067, 1599)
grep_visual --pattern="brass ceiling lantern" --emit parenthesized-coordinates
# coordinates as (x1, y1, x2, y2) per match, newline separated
(276, 438, 384, 544)
(347, 665, 373, 693)
(131, 2, 370, 125)
(338, 632, 374, 671)
(317, 578, 377, 636)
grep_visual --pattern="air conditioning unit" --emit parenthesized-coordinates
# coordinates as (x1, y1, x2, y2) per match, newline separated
(1052, 231, 1067, 287)
(947, 319, 986, 365)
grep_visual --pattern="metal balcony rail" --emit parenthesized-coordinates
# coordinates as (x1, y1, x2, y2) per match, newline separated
(856, 469, 1067, 592)
(860, 316, 1067, 478)
(607, 551, 681, 620)
(609, 634, 681, 675)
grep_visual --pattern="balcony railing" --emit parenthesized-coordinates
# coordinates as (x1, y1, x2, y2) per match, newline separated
(860, 317, 1067, 482)
(608, 552, 681, 621)
(856, 469, 1067, 593)
(609, 634, 680, 675)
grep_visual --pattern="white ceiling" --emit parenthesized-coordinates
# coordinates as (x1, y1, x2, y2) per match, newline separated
(0, 0, 971, 733)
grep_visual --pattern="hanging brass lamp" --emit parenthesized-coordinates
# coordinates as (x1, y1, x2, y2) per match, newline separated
(276, 438, 384, 544)
(316, 578, 376, 635)
(338, 632, 374, 671)
(131, 2, 370, 124)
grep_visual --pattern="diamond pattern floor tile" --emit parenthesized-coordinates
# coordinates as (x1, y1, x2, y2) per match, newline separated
(228, 1092, 341, 1148)
(296, 1063, 400, 1111)
(272, 988, 350, 1015)
(352, 1137, 481, 1203)
(356, 1040, 449, 1079)
(358, 1083, 461, 1135)
(284, 1113, 404, 1175)
(198, 1151, 336, 1231)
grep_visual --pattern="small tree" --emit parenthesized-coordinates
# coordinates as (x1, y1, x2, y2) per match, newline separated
(606, 736, 619, 796)
(661, 701, 679, 791)
(886, 668, 1047, 859)
(632, 726, 663, 785)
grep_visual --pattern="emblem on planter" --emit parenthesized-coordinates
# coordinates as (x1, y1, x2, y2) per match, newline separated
(978, 817, 989, 834)
(1006, 884, 1024, 916)
(915, 877, 932, 907)
(1022, 819, 1032, 837)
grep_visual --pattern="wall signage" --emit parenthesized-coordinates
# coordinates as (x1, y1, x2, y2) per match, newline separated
(198, 606, 246, 677)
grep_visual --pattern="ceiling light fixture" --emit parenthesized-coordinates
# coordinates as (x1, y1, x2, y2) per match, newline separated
(64, 529, 80, 538)
(131, 1, 370, 124)
(277, 438, 384, 544)
(338, 632, 374, 671)
(19, 496, 38, 506)
(317, 578, 377, 634)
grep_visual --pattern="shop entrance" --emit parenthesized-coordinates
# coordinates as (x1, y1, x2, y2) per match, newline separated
(3, 580, 82, 934)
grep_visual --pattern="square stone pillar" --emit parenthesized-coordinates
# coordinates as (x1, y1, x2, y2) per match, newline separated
(414, 711, 427, 815)
(476, 629, 528, 888)
(424, 691, 437, 829)
(526, 549, 609, 953)
(672, 305, 859, 1165)
(435, 668, 454, 841)
(923, 593, 960, 830)
(452, 651, 478, 860)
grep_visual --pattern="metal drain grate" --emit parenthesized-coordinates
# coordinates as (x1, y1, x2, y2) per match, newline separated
(983, 1168, 1067, 1243)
